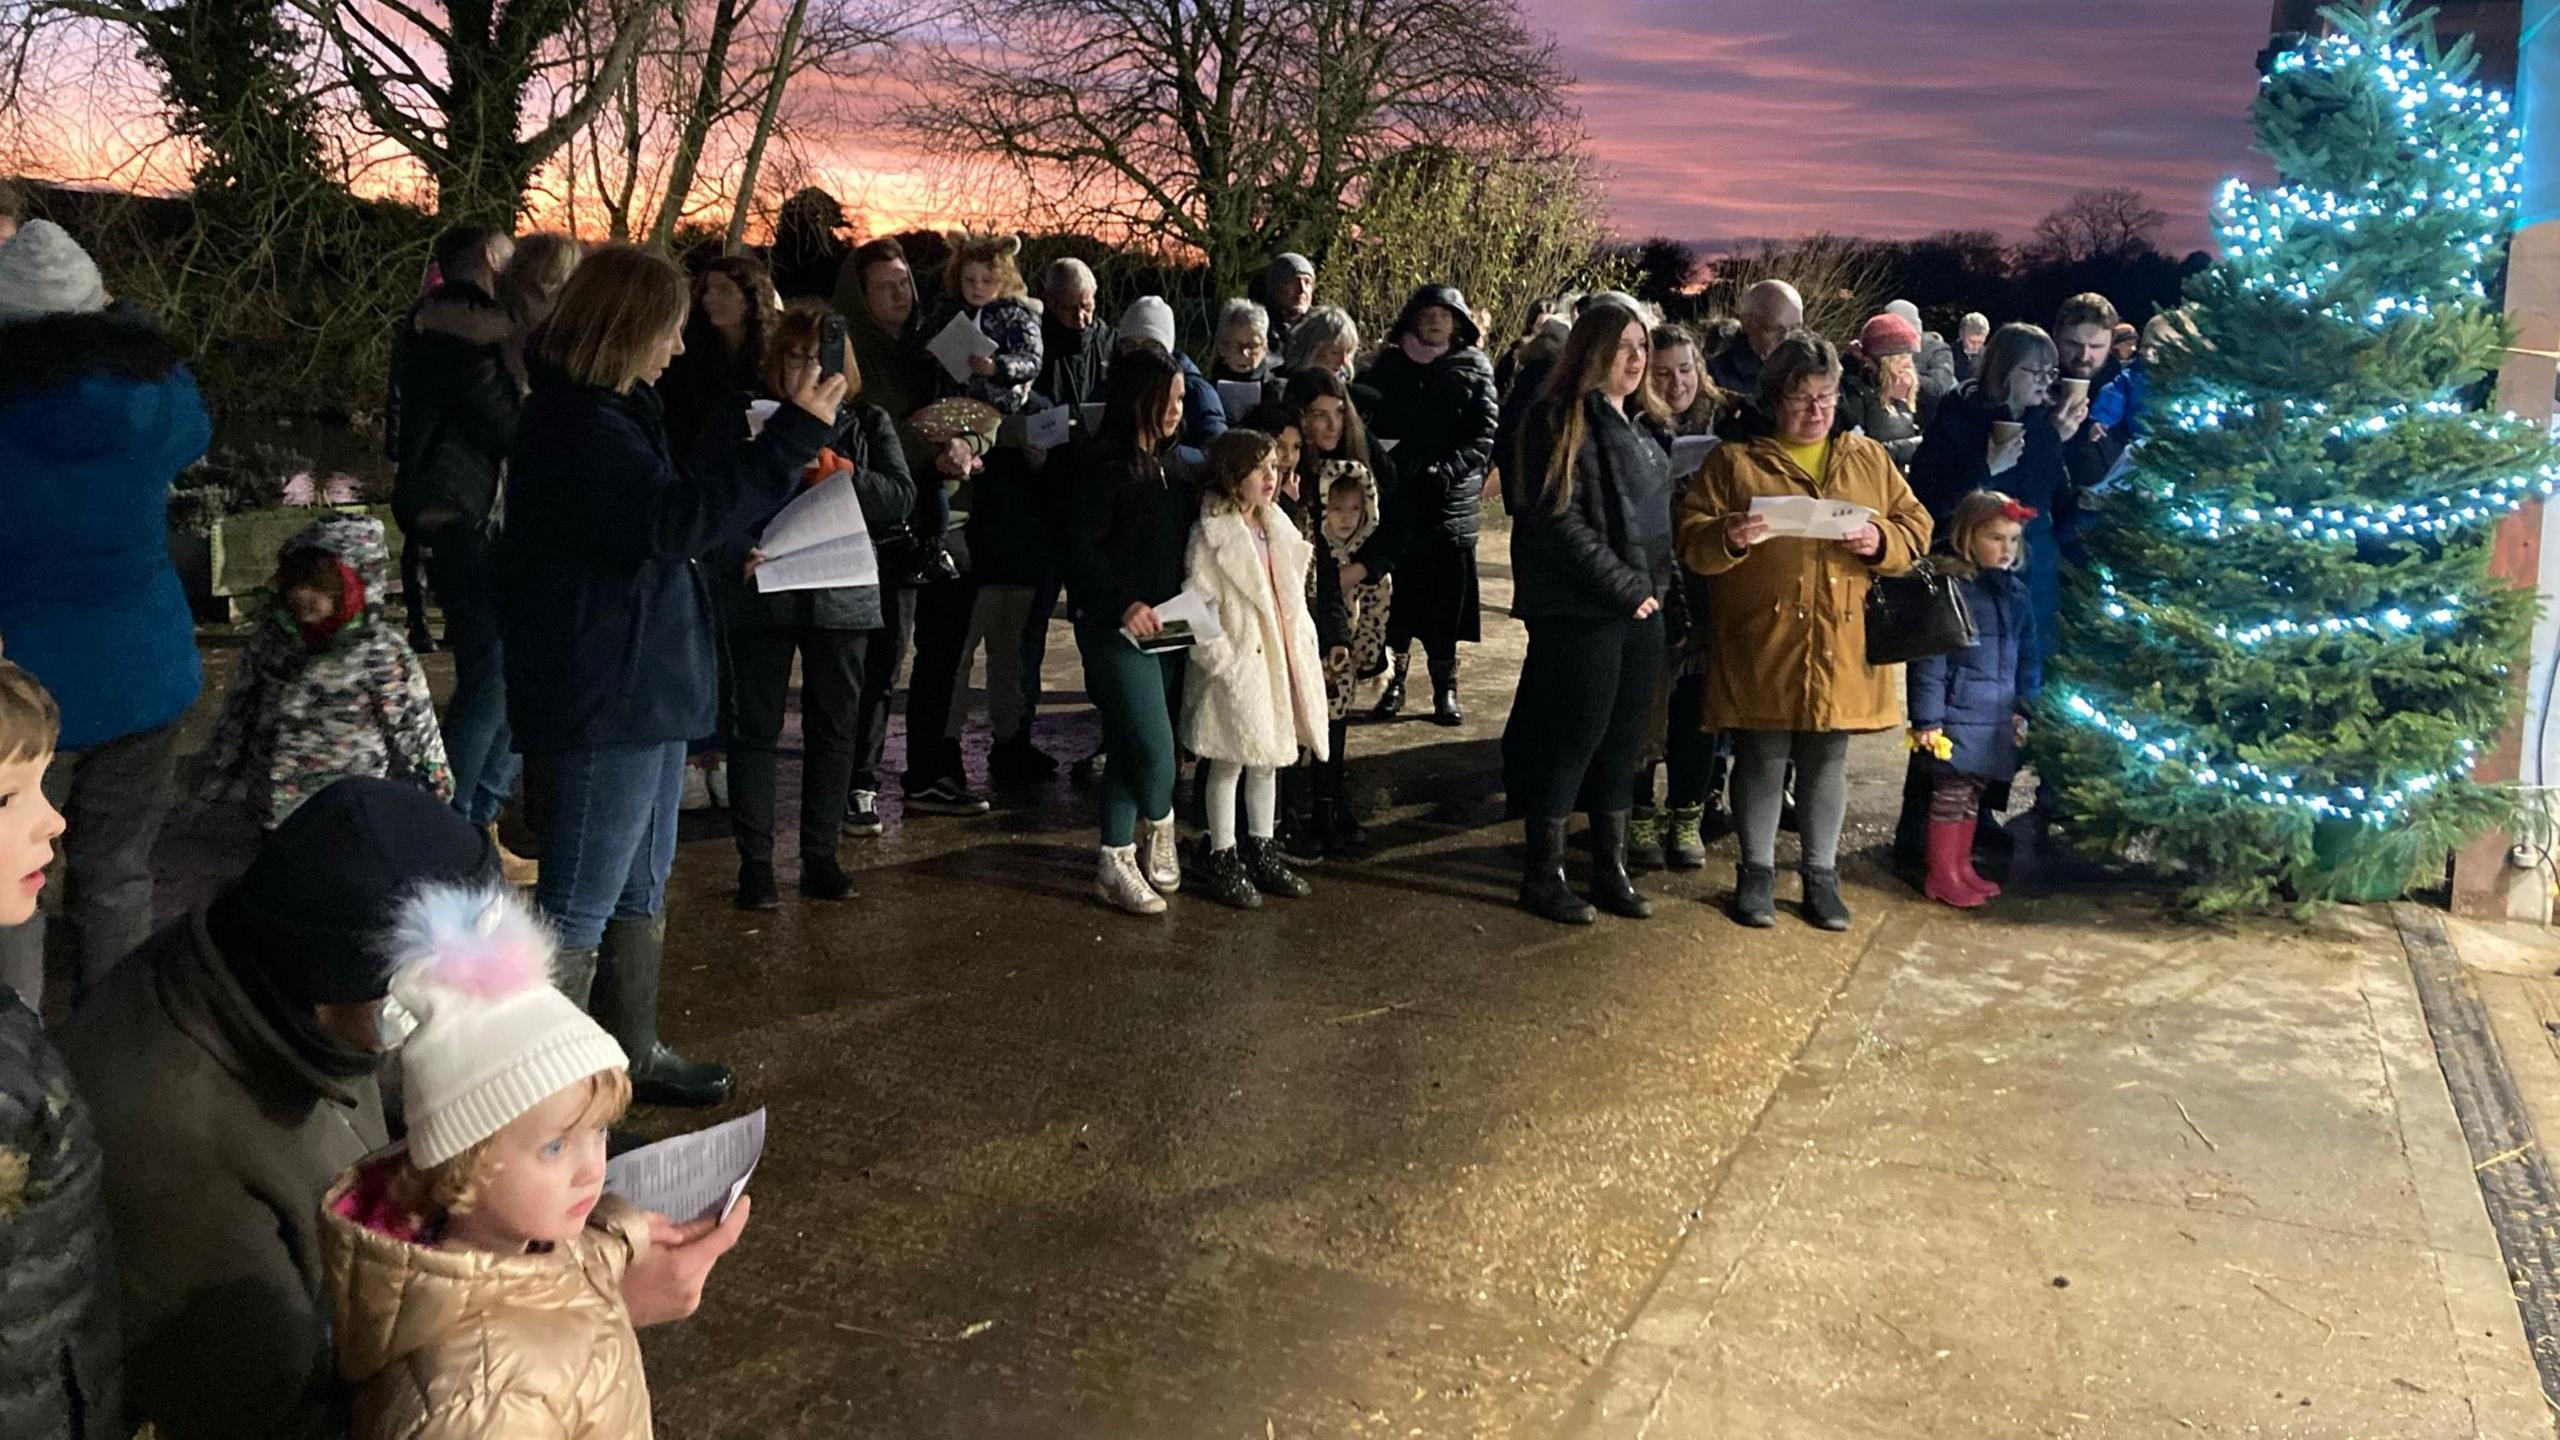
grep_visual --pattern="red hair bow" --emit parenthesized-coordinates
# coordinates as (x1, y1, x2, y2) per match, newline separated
(2001, 501, 2040, 523)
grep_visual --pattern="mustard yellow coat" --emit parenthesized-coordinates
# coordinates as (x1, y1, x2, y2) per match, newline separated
(1673, 432, 1934, 733)
(321, 1163, 655, 1440)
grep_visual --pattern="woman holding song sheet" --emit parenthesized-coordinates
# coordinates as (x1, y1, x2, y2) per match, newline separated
(1674, 330, 1931, 934)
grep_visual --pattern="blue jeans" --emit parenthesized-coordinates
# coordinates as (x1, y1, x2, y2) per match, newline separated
(531, 741, 686, 948)
(425, 532, 519, 827)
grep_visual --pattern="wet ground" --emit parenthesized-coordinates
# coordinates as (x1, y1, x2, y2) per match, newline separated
(151, 544, 1999, 1437)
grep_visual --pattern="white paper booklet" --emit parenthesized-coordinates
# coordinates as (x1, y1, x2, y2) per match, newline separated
(1216, 379, 1268, 419)
(754, 471, 879, 592)
(926, 311, 998, 384)
(605, 1107, 765, 1224)
(1122, 583, 1227, 652)
(1748, 494, 1875, 541)
(744, 399, 781, 438)
(1668, 433, 1719, 478)
(998, 405, 1072, 450)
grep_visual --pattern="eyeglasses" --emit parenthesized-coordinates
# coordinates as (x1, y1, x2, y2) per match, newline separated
(785, 350, 821, 365)
(1784, 390, 1841, 411)
(2019, 365, 2060, 381)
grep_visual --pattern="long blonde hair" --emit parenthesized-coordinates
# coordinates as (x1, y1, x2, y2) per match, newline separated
(1536, 301, 1667, 517)
(531, 246, 687, 394)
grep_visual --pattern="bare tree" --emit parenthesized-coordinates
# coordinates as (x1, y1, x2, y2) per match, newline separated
(905, 0, 1572, 297)
(2029, 187, 2169, 265)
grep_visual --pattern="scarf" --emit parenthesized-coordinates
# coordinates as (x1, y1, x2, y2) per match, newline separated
(297, 560, 367, 649)
(1399, 333, 1449, 366)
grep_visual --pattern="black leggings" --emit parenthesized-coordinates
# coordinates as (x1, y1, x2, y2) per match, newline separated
(1506, 614, 1663, 820)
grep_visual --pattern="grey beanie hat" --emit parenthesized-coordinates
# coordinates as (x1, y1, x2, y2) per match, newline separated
(1119, 295, 1177, 354)
(1266, 252, 1314, 289)
(0, 219, 108, 322)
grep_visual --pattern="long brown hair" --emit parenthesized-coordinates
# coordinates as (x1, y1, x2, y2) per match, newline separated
(1647, 322, 1728, 435)
(1283, 367, 1377, 479)
(1536, 301, 1666, 517)
(1096, 344, 1183, 476)
(1200, 429, 1278, 515)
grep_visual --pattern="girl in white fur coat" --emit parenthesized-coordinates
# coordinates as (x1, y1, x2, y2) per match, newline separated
(1182, 429, 1331, 909)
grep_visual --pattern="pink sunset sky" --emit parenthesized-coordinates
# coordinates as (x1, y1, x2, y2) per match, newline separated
(1531, 0, 2276, 252)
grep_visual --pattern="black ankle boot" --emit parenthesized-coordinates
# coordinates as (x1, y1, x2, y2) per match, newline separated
(592, 915, 734, 1108)
(1372, 664, 1408, 720)
(734, 860, 780, 912)
(1519, 818, 1596, 925)
(1202, 846, 1263, 909)
(800, 852, 855, 901)
(1240, 836, 1311, 897)
(1432, 681, 1463, 727)
(1800, 866, 1853, 931)
(1587, 810, 1653, 919)
(1729, 863, 1777, 928)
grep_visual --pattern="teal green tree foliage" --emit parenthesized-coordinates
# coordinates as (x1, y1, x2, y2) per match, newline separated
(2041, 4, 2549, 913)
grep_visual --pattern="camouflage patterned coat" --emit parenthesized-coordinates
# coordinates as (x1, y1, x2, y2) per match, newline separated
(199, 514, 451, 829)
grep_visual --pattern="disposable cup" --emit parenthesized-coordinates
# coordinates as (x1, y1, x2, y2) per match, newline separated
(1990, 420, 2025, 448)
(2057, 377, 2090, 405)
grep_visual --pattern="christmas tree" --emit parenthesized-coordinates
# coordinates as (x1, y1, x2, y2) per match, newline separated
(2041, 2, 2551, 913)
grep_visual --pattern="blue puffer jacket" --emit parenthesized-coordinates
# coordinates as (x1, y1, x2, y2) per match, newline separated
(1905, 563, 2041, 782)
(0, 309, 210, 751)
(498, 362, 830, 753)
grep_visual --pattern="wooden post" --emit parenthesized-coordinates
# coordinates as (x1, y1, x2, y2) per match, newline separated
(2450, 0, 2558, 919)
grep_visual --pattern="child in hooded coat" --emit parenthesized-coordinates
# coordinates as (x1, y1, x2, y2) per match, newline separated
(199, 513, 451, 830)
(1312, 458, 1385, 854)
(1181, 430, 1330, 909)
(1905, 490, 2043, 909)
(319, 883, 663, 1440)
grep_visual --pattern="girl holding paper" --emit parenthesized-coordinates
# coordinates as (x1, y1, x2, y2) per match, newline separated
(1062, 347, 1200, 915)
(714, 301, 916, 912)
(1674, 330, 1932, 933)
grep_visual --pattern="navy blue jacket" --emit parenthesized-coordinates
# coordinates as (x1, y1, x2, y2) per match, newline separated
(499, 364, 831, 753)
(0, 308, 209, 751)
(1906, 564, 2041, 781)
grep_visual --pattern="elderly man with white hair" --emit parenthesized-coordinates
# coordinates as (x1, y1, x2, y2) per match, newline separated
(1953, 311, 1991, 384)
(1708, 277, 1802, 400)
(1036, 256, 1113, 415)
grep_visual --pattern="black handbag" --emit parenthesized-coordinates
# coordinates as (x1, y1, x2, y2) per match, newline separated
(1865, 558, 1977, 665)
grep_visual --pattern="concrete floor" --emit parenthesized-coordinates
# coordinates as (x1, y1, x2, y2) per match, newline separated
(133, 537, 2556, 1437)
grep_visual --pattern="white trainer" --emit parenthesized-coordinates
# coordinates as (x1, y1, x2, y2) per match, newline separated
(1096, 844, 1167, 915)
(1136, 814, 1182, 893)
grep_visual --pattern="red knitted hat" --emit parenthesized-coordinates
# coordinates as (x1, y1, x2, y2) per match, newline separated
(1857, 312, 1921, 358)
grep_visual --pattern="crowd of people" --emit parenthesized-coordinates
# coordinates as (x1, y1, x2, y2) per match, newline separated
(0, 165, 2158, 1436)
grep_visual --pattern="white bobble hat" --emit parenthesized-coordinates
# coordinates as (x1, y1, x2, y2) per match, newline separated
(0, 219, 109, 322)
(1119, 295, 1177, 355)
(387, 885, 628, 1168)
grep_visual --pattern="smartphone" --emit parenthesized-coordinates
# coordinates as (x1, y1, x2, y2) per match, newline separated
(818, 314, 847, 378)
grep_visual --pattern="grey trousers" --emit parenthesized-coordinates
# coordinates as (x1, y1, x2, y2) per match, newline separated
(0, 723, 178, 1014)
(952, 583, 1040, 744)
(1731, 728, 1851, 872)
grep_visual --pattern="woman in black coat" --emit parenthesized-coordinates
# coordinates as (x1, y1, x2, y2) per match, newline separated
(501, 246, 842, 1107)
(1359, 283, 1500, 725)
(712, 301, 917, 911)
(1502, 300, 1675, 925)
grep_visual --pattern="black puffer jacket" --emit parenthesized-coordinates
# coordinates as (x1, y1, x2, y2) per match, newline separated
(707, 399, 917, 633)
(1508, 393, 1675, 625)
(1361, 285, 1500, 546)
(0, 992, 122, 1440)
(1835, 369, 1923, 472)
(1061, 439, 1199, 624)
(389, 281, 517, 535)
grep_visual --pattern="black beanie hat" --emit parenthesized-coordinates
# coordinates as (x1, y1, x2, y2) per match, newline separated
(208, 778, 499, 1006)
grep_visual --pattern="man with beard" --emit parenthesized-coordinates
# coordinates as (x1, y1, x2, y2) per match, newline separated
(2052, 291, 2122, 494)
